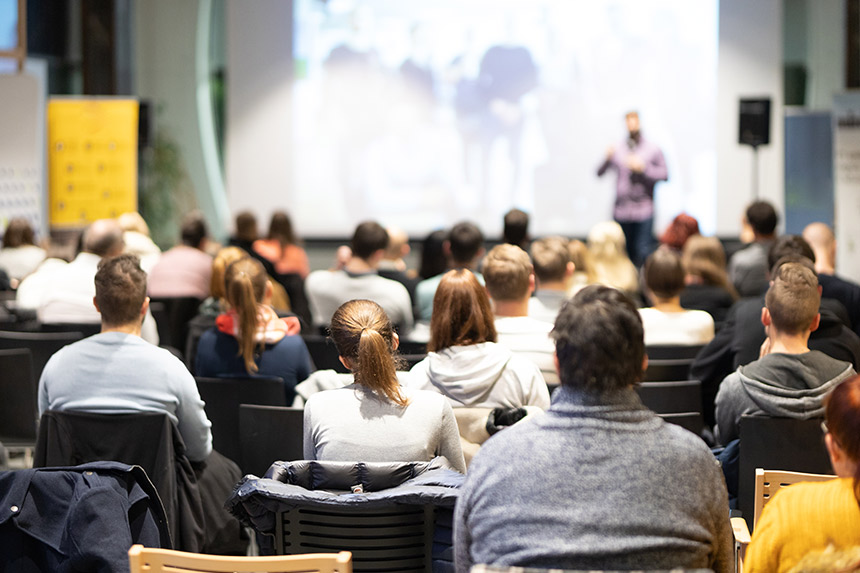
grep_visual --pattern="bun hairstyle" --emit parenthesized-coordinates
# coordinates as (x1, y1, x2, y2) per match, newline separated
(224, 257, 268, 373)
(825, 375, 860, 506)
(329, 299, 407, 406)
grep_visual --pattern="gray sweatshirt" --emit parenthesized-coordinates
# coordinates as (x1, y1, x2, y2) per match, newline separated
(714, 350, 854, 445)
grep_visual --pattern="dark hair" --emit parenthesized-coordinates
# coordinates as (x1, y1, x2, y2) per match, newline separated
(224, 257, 268, 373)
(267, 211, 297, 247)
(767, 235, 815, 272)
(746, 201, 778, 236)
(351, 221, 389, 260)
(181, 212, 208, 248)
(94, 254, 147, 326)
(530, 236, 570, 283)
(765, 262, 820, 334)
(419, 230, 448, 279)
(330, 299, 407, 406)
(482, 244, 532, 302)
(234, 211, 258, 242)
(503, 209, 529, 247)
(83, 219, 124, 257)
(2, 218, 36, 248)
(552, 285, 644, 393)
(448, 221, 484, 265)
(643, 248, 685, 299)
(824, 375, 860, 507)
(428, 269, 497, 352)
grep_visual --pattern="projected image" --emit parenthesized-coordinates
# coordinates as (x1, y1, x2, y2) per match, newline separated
(292, 0, 717, 237)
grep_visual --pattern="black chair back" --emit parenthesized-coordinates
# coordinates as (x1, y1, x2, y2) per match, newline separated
(0, 348, 38, 447)
(39, 322, 102, 337)
(737, 415, 832, 529)
(642, 358, 694, 382)
(659, 411, 705, 435)
(636, 380, 702, 414)
(645, 344, 705, 360)
(301, 334, 349, 373)
(195, 376, 287, 469)
(0, 329, 84, 383)
(272, 273, 312, 329)
(149, 296, 203, 353)
(238, 404, 304, 476)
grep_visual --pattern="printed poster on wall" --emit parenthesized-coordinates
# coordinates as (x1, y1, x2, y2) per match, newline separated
(48, 98, 138, 228)
(833, 94, 860, 283)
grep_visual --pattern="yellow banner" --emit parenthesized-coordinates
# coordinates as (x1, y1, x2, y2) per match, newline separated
(48, 99, 138, 228)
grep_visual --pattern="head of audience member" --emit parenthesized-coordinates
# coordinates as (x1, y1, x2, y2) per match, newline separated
(350, 221, 389, 266)
(180, 212, 209, 250)
(234, 211, 259, 243)
(531, 236, 573, 291)
(659, 213, 700, 251)
(419, 230, 448, 279)
(482, 244, 534, 315)
(626, 110, 641, 140)
(428, 269, 497, 353)
(118, 212, 151, 237)
(210, 247, 247, 303)
(643, 247, 685, 302)
(329, 299, 407, 406)
(93, 254, 148, 330)
(586, 221, 639, 293)
(764, 261, 820, 337)
(823, 375, 860, 504)
(83, 219, 124, 258)
(503, 208, 529, 249)
(267, 211, 298, 247)
(767, 235, 815, 275)
(447, 221, 485, 268)
(682, 235, 738, 299)
(224, 256, 273, 373)
(2, 217, 37, 248)
(384, 226, 410, 263)
(552, 285, 645, 393)
(745, 200, 778, 240)
(568, 239, 596, 284)
(802, 222, 837, 275)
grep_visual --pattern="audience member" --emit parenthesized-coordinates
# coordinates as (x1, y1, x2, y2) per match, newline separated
(38, 219, 159, 344)
(38, 254, 242, 553)
(691, 237, 860, 427)
(454, 285, 732, 571)
(118, 211, 161, 272)
(416, 221, 485, 321)
(680, 235, 737, 325)
(147, 212, 213, 299)
(483, 244, 558, 385)
(714, 261, 855, 444)
(587, 221, 639, 295)
(528, 236, 573, 324)
(659, 212, 700, 252)
(418, 229, 448, 280)
(502, 208, 530, 250)
(729, 200, 778, 297)
(303, 299, 466, 473)
(252, 210, 310, 278)
(639, 248, 714, 346)
(408, 269, 549, 410)
(15, 243, 71, 309)
(195, 257, 312, 404)
(803, 221, 860, 336)
(228, 210, 277, 277)
(377, 226, 420, 310)
(305, 221, 413, 332)
(0, 217, 45, 284)
(566, 239, 596, 296)
(745, 375, 860, 571)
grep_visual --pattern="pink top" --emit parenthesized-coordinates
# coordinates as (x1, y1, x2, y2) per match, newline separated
(147, 245, 213, 299)
(253, 239, 310, 278)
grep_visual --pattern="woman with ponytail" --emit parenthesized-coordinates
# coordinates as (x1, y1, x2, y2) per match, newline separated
(303, 299, 466, 473)
(195, 257, 312, 404)
(746, 375, 860, 572)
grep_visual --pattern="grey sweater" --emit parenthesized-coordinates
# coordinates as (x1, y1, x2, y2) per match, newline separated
(714, 350, 854, 445)
(454, 386, 732, 572)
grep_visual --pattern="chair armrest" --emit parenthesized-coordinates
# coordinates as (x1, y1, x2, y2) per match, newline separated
(731, 516, 751, 573)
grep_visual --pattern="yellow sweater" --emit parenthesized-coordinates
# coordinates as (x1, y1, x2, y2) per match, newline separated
(745, 478, 860, 573)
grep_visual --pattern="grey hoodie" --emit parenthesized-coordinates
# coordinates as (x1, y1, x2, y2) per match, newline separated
(407, 342, 550, 410)
(714, 350, 854, 444)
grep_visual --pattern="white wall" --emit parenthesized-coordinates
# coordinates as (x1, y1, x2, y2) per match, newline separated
(226, 0, 785, 239)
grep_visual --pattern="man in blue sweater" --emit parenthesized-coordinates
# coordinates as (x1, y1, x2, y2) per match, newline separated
(454, 285, 732, 572)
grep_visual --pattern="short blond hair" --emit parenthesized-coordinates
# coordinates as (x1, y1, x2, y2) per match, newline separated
(482, 243, 532, 302)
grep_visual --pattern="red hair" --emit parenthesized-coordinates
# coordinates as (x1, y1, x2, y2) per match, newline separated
(825, 375, 860, 506)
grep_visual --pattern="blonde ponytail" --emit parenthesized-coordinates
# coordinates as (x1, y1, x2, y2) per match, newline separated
(224, 257, 268, 373)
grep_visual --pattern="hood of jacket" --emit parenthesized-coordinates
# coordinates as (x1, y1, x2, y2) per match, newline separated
(422, 342, 514, 407)
(736, 350, 854, 418)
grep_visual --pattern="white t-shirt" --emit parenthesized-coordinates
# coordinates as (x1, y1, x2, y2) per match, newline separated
(305, 269, 413, 332)
(495, 316, 559, 385)
(638, 307, 715, 346)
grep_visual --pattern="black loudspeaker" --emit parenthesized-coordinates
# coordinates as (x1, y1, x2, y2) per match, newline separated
(739, 98, 771, 147)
